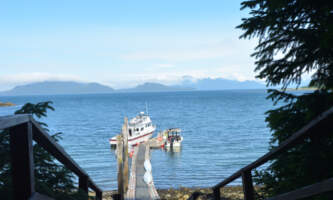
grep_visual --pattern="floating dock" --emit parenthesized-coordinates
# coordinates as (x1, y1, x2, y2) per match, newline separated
(148, 136, 164, 148)
(115, 120, 181, 199)
(149, 128, 183, 149)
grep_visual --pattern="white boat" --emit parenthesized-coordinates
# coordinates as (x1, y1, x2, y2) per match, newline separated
(163, 128, 183, 148)
(109, 112, 156, 147)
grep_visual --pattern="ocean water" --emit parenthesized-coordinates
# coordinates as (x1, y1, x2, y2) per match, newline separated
(0, 90, 278, 190)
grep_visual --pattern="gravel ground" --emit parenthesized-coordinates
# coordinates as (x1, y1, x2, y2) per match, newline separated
(99, 186, 246, 200)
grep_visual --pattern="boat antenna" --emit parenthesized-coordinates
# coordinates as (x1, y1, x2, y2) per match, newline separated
(145, 102, 149, 116)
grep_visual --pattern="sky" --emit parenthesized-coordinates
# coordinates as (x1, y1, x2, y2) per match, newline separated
(0, 0, 260, 91)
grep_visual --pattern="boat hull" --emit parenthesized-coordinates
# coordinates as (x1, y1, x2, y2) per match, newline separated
(164, 136, 183, 148)
(109, 131, 154, 147)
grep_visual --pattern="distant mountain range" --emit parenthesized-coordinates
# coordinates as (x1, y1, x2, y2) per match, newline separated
(117, 82, 193, 93)
(0, 78, 266, 96)
(0, 81, 114, 96)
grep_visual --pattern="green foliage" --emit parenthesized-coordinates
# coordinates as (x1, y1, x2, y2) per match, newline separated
(237, 0, 333, 89)
(0, 101, 89, 200)
(238, 0, 333, 199)
(253, 90, 333, 199)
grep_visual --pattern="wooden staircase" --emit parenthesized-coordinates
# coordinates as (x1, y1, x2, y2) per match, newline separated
(0, 114, 103, 200)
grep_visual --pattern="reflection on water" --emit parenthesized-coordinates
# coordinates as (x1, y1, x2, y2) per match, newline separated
(111, 143, 182, 158)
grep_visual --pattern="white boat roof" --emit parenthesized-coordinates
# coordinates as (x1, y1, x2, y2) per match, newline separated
(129, 112, 152, 127)
(166, 128, 181, 133)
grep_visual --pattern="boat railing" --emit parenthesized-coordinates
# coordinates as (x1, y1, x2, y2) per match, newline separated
(209, 106, 333, 200)
(0, 114, 103, 200)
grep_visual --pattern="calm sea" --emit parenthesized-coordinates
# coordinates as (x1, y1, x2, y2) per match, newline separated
(0, 90, 283, 190)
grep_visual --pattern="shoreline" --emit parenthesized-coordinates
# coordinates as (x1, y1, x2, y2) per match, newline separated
(285, 87, 317, 91)
(101, 186, 245, 200)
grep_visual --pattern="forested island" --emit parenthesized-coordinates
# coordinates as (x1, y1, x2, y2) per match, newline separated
(0, 102, 15, 107)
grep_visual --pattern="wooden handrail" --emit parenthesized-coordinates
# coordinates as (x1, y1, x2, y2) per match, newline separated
(0, 114, 103, 200)
(266, 177, 333, 200)
(212, 106, 333, 200)
(31, 119, 89, 177)
(0, 114, 31, 129)
(29, 192, 54, 200)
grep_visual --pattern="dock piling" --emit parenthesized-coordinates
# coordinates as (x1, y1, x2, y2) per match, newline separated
(123, 117, 129, 194)
(117, 135, 124, 200)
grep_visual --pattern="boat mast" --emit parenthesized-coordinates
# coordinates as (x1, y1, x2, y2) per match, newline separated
(145, 102, 149, 116)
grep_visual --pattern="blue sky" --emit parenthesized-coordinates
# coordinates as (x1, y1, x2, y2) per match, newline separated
(0, 0, 259, 90)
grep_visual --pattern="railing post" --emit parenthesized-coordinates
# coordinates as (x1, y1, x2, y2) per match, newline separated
(242, 170, 254, 200)
(79, 175, 89, 198)
(213, 187, 220, 200)
(9, 122, 35, 200)
(117, 135, 124, 200)
(96, 190, 103, 200)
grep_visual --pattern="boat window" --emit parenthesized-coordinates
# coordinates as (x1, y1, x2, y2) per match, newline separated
(141, 127, 144, 131)
(129, 129, 132, 137)
(136, 128, 139, 132)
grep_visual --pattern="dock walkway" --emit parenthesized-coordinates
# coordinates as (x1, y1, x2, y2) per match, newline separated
(126, 143, 159, 200)
(135, 144, 149, 199)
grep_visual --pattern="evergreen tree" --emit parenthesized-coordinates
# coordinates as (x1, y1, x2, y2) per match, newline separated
(237, 0, 333, 199)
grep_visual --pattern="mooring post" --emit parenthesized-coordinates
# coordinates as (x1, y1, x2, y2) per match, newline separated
(79, 175, 89, 199)
(242, 170, 254, 200)
(213, 187, 221, 200)
(117, 135, 124, 200)
(96, 190, 103, 200)
(122, 117, 129, 194)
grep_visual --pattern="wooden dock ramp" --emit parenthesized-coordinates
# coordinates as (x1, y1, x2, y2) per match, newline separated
(126, 142, 159, 200)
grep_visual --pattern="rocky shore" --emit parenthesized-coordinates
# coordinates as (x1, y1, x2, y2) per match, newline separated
(157, 186, 244, 200)
(101, 186, 245, 200)
(0, 101, 15, 107)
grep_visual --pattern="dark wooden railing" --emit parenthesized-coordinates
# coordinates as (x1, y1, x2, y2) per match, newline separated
(212, 106, 333, 200)
(0, 114, 103, 200)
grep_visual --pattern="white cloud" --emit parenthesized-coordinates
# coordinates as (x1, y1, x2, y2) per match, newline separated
(216, 65, 257, 82)
(0, 72, 84, 83)
(103, 68, 258, 89)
